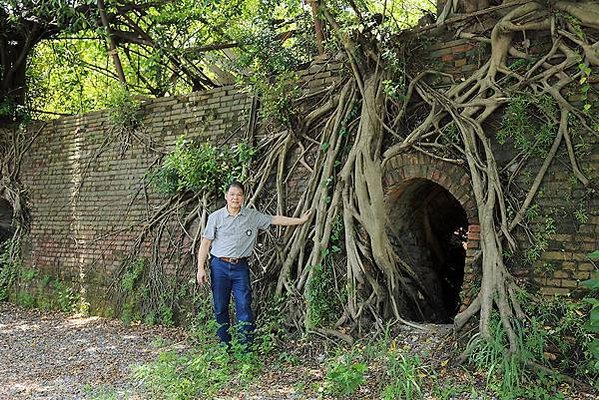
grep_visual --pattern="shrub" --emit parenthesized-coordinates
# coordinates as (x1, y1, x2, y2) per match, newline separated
(150, 137, 254, 196)
(325, 352, 367, 395)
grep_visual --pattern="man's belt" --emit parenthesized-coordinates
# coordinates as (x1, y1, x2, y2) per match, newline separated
(215, 256, 248, 264)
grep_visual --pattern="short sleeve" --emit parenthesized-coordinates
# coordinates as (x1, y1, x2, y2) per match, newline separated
(255, 210, 273, 230)
(203, 212, 217, 240)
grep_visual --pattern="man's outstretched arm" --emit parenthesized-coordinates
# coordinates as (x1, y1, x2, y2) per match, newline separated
(271, 210, 312, 226)
(196, 237, 212, 285)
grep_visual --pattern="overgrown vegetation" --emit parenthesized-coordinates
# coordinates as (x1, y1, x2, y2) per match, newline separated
(0, 237, 83, 312)
(307, 217, 345, 328)
(134, 299, 275, 399)
(2, 0, 598, 397)
(107, 134, 256, 325)
(0, 239, 21, 301)
(582, 251, 599, 377)
(150, 137, 254, 195)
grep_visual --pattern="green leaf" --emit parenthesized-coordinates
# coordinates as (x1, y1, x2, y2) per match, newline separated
(590, 308, 599, 327)
(587, 250, 599, 260)
(589, 339, 599, 358)
(582, 275, 599, 290)
(584, 298, 599, 307)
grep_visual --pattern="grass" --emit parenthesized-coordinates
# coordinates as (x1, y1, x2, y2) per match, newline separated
(128, 308, 597, 399)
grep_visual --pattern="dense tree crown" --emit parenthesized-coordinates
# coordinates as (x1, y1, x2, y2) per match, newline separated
(0, 0, 435, 119)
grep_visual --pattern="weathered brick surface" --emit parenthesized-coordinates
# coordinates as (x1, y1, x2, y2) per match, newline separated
(403, 33, 598, 301)
(15, 34, 598, 317)
(19, 58, 344, 310)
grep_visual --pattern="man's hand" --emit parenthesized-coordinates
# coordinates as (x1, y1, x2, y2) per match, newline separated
(300, 210, 312, 223)
(196, 238, 212, 286)
(196, 267, 208, 286)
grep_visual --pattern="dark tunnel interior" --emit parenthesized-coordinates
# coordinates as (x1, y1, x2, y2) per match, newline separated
(387, 178, 468, 323)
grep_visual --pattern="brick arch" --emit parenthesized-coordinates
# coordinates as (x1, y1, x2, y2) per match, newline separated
(383, 153, 478, 224)
(383, 152, 480, 314)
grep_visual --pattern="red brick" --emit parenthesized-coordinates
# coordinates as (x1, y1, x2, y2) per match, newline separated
(468, 224, 481, 233)
(452, 44, 474, 53)
(541, 287, 570, 296)
(467, 240, 479, 249)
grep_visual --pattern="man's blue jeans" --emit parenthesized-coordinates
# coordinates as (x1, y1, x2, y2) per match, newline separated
(210, 256, 254, 346)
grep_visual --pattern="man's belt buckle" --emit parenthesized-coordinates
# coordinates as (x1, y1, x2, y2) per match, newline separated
(221, 256, 242, 264)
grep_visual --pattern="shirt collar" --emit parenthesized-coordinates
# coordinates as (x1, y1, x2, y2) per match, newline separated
(223, 206, 246, 217)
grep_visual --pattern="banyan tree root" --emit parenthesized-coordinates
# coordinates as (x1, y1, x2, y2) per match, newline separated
(250, 0, 597, 345)
(0, 124, 44, 239)
(87, 1, 597, 346)
(380, 0, 596, 348)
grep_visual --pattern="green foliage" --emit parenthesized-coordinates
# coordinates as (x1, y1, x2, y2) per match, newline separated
(306, 262, 338, 327)
(0, 238, 84, 312)
(574, 204, 589, 224)
(120, 299, 142, 326)
(84, 384, 121, 400)
(497, 93, 558, 158)
(382, 78, 406, 101)
(121, 258, 146, 292)
(556, 12, 585, 40)
(577, 62, 593, 112)
(20, 268, 37, 282)
(16, 291, 35, 308)
(0, 238, 21, 301)
(106, 84, 142, 131)
(325, 352, 367, 395)
(228, 0, 320, 125)
(535, 261, 558, 277)
(0, 97, 29, 121)
(522, 292, 597, 382)
(150, 136, 255, 195)
(117, 259, 194, 327)
(381, 352, 425, 400)
(53, 280, 79, 313)
(118, 258, 146, 325)
(431, 378, 469, 400)
(467, 314, 546, 399)
(326, 326, 428, 399)
(582, 251, 599, 375)
(117, 258, 167, 326)
(27, 33, 116, 116)
(252, 296, 288, 355)
(24, 1, 256, 116)
(523, 208, 556, 266)
(135, 319, 267, 399)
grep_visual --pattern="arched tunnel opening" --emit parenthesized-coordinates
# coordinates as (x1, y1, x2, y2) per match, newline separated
(387, 178, 468, 323)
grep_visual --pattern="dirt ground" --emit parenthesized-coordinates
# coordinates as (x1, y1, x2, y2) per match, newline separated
(0, 302, 187, 399)
(1, 302, 597, 400)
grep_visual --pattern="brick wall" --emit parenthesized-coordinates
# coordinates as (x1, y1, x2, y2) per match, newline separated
(407, 36, 598, 299)
(13, 38, 598, 316)
(18, 58, 344, 310)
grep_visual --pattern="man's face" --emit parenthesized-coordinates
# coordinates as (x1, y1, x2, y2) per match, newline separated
(225, 186, 244, 210)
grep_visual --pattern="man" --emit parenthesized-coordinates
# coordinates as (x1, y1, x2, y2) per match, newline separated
(196, 181, 310, 346)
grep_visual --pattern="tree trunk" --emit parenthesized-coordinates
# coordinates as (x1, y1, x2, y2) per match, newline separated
(0, 36, 35, 121)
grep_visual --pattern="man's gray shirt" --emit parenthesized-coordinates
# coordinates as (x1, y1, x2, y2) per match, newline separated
(203, 206, 273, 258)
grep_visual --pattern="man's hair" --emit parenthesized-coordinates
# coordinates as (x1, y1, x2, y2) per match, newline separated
(227, 181, 245, 194)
